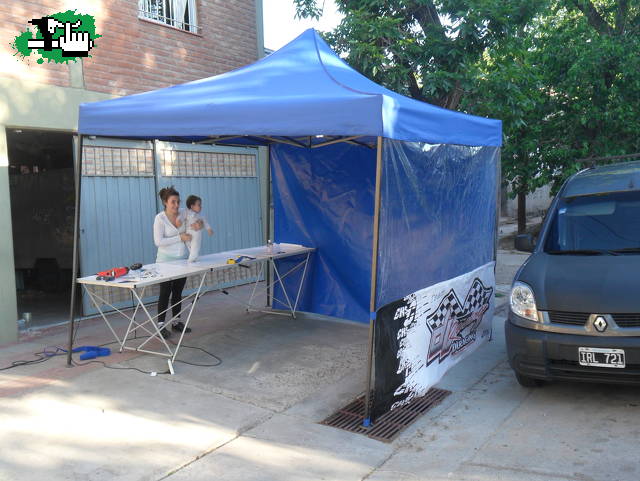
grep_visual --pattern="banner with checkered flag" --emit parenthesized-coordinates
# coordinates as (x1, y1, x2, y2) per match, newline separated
(373, 262, 495, 419)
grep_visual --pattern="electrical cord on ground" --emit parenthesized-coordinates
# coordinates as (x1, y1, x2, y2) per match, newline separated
(0, 346, 68, 371)
(70, 358, 171, 375)
(0, 341, 165, 374)
(168, 339, 223, 367)
(81, 329, 223, 368)
(81, 336, 223, 368)
(114, 327, 223, 367)
(2, 326, 222, 372)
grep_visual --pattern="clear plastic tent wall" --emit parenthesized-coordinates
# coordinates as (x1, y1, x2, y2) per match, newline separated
(271, 139, 499, 323)
(376, 140, 500, 308)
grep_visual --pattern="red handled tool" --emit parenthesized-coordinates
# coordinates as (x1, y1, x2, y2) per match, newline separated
(96, 266, 129, 281)
(95, 262, 143, 281)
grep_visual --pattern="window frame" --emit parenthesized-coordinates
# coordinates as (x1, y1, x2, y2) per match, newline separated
(138, 0, 200, 34)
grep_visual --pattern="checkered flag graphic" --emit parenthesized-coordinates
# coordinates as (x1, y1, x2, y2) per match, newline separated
(463, 278, 493, 315)
(427, 290, 464, 332)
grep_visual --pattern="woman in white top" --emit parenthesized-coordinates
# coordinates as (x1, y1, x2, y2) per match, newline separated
(153, 186, 202, 338)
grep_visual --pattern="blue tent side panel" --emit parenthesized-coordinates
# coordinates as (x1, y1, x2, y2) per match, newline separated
(375, 140, 499, 308)
(271, 143, 376, 323)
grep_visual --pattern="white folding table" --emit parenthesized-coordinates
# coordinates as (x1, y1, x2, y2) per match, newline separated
(76, 243, 315, 373)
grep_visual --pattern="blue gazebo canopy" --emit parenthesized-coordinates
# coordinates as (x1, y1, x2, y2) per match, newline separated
(74, 29, 503, 422)
(79, 29, 501, 147)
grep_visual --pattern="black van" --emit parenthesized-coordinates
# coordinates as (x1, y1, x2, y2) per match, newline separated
(506, 161, 640, 387)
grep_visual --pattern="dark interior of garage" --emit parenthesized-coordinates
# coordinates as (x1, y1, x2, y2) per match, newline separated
(7, 128, 77, 330)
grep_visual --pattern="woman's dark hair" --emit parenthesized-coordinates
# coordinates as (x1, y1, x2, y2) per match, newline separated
(158, 185, 180, 205)
(186, 195, 201, 209)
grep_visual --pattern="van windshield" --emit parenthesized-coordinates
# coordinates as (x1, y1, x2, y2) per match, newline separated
(545, 190, 640, 254)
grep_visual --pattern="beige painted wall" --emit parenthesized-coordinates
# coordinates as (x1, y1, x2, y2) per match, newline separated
(0, 77, 112, 131)
(0, 76, 113, 344)
(0, 128, 17, 344)
(503, 184, 553, 219)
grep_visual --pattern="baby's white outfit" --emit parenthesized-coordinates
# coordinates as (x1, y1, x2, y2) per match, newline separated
(181, 208, 211, 262)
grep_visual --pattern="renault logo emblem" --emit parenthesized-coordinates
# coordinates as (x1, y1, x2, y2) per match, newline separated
(593, 316, 608, 332)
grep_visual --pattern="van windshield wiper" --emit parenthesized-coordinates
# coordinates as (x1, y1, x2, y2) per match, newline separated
(546, 249, 619, 256)
(610, 247, 640, 254)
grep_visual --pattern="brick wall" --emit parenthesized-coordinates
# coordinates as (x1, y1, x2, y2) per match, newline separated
(1, 0, 258, 96)
(0, 0, 74, 88)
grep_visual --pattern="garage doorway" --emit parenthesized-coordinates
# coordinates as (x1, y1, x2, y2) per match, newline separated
(7, 128, 76, 330)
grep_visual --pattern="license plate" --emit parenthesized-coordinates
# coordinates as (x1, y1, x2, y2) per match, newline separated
(578, 347, 625, 368)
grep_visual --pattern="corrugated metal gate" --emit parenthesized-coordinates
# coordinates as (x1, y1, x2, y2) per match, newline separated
(79, 137, 263, 315)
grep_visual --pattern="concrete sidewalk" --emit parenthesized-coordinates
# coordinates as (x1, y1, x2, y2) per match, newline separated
(1, 251, 639, 481)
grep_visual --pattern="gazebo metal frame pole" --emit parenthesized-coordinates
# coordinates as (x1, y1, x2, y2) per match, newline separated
(491, 151, 502, 342)
(495, 151, 502, 263)
(66, 134, 84, 366)
(266, 145, 272, 306)
(363, 136, 383, 426)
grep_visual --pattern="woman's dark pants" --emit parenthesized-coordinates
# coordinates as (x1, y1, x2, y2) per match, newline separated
(157, 277, 187, 324)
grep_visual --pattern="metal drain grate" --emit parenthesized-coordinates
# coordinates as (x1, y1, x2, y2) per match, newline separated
(320, 387, 450, 443)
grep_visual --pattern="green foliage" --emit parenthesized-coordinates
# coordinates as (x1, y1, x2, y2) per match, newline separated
(293, 0, 324, 19)
(296, 0, 540, 109)
(463, 7, 553, 195)
(532, 1, 640, 192)
(296, 0, 640, 197)
(470, 0, 640, 196)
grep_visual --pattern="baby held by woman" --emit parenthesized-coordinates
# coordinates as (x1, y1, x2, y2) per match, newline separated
(178, 195, 213, 262)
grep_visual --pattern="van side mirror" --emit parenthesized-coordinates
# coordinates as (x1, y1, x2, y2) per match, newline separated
(515, 234, 535, 252)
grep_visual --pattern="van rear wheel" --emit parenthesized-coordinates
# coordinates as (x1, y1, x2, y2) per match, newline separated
(515, 372, 544, 388)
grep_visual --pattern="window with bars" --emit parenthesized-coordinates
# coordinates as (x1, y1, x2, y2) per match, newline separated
(138, 0, 199, 33)
(161, 150, 257, 177)
(82, 146, 154, 177)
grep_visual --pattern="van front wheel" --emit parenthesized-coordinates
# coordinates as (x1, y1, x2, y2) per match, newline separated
(515, 372, 544, 388)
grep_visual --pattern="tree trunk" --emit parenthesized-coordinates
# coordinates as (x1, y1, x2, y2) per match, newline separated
(517, 190, 527, 234)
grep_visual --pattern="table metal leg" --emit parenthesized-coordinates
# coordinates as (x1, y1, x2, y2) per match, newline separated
(247, 261, 266, 310)
(83, 285, 124, 345)
(239, 255, 312, 318)
(129, 288, 174, 356)
(114, 273, 208, 371)
(272, 260, 295, 316)
(119, 286, 147, 352)
(171, 272, 207, 363)
(78, 251, 313, 373)
(292, 253, 310, 315)
(86, 287, 158, 345)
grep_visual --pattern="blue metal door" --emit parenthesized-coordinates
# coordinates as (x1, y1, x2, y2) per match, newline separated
(79, 138, 158, 315)
(155, 142, 262, 252)
(155, 141, 263, 295)
(79, 138, 263, 315)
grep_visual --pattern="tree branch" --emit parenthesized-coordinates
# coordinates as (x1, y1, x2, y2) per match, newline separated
(389, 49, 424, 101)
(407, 71, 424, 101)
(615, 0, 630, 34)
(406, 0, 447, 43)
(570, 0, 614, 35)
(440, 80, 463, 110)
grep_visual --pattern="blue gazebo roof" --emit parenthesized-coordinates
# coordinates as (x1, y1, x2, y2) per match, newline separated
(79, 29, 501, 146)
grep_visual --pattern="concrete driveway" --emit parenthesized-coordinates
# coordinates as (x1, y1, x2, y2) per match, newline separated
(0, 250, 638, 481)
